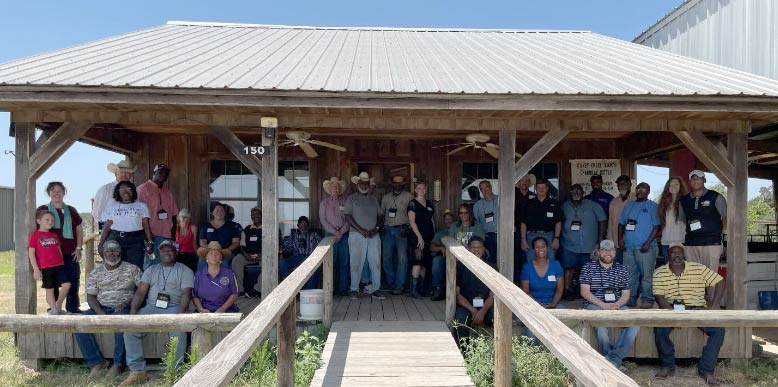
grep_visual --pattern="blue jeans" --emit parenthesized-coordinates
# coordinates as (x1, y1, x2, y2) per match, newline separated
(655, 326, 725, 374)
(484, 232, 498, 264)
(432, 254, 445, 288)
(526, 231, 556, 261)
(279, 253, 320, 290)
(584, 304, 639, 367)
(623, 245, 658, 306)
(381, 226, 409, 289)
(349, 232, 381, 293)
(75, 306, 129, 367)
(326, 232, 350, 293)
(616, 248, 624, 264)
(107, 232, 145, 271)
(124, 305, 187, 372)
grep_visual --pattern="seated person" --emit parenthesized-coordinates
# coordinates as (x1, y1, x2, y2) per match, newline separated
(452, 236, 495, 344)
(121, 241, 193, 386)
(198, 202, 241, 268)
(652, 242, 725, 386)
(193, 242, 239, 313)
(279, 216, 323, 289)
(429, 210, 455, 301)
(519, 237, 564, 309)
(579, 239, 639, 371)
(75, 240, 142, 379)
(231, 207, 263, 298)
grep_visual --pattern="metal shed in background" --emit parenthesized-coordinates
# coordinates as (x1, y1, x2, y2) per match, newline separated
(0, 186, 13, 251)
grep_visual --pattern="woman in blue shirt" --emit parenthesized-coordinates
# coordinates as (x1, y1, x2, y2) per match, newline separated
(519, 237, 564, 308)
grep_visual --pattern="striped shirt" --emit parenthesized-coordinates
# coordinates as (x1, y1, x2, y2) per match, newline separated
(282, 229, 323, 257)
(652, 261, 722, 307)
(579, 260, 630, 307)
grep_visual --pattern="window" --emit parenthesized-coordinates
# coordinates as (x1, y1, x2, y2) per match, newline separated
(209, 160, 310, 236)
(461, 162, 559, 203)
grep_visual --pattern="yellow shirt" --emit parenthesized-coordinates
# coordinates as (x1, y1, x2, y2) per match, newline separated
(652, 261, 722, 307)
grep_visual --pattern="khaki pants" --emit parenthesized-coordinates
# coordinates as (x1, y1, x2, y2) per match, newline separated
(684, 245, 723, 273)
(231, 253, 262, 293)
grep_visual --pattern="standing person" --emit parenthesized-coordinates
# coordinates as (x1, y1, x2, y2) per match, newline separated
(37, 182, 83, 313)
(320, 177, 351, 296)
(75, 240, 141, 379)
(120, 241, 193, 386)
(680, 170, 727, 273)
(193, 245, 239, 313)
(618, 182, 661, 308)
(345, 172, 385, 300)
(408, 181, 435, 298)
(452, 236, 495, 344)
(473, 180, 499, 263)
(28, 210, 71, 315)
(174, 209, 199, 274)
(608, 175, 636, 263)
(560, 184, 606, 300)
(521, 179, 562, 262)
(93, 160, 135, 229)
(380, 175, 413, 295)
(657, 177, 688, 265)
(198, 202, 241, 268)
(520, 237, 564, 308)
(231, 207, 263, 298)
(137, 163, 178, 267)
(579, 240, 639, 371)
(279, 217, 324, 290)
(430, 210, 456, 301)
(652, 243, 726, 386)
(98, 181, 153, 271)
(514, 174, 536, 281)
(584, 174, 614, 217)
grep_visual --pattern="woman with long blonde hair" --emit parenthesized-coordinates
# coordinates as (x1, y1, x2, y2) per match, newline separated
(657, 177, 688, 264)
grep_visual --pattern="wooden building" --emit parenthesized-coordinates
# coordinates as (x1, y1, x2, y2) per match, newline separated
(2, 22, 778, 362)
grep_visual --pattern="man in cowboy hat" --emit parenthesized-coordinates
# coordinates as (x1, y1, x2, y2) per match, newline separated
(320, 177, 351, 296)
(514, 174, 536, 280)
(345, 172, 386, 300)
(93, 159, 136, 229)
(380, 175, 413, 294)
(137, 163, 179, 268)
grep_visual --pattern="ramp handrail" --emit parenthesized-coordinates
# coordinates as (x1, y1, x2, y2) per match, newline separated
(175, 236, 335, 387)
(442, 237, 639, 387)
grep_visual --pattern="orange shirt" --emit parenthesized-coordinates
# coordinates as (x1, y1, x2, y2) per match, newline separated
(137, 180, 179, 238)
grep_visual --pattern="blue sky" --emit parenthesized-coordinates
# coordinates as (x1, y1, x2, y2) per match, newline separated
(0, 0, 771, 210)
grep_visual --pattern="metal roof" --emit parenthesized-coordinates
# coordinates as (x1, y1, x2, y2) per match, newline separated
(1, 21, 777, 97)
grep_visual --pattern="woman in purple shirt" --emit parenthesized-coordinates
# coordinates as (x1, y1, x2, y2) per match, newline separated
(193, 243, 239, 313)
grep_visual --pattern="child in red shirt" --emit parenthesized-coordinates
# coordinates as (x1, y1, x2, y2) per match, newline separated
(28, 210, 71, 314)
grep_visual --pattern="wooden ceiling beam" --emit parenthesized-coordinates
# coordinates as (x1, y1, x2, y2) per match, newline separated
(514, 127, 570, 185)
(210, 127, 263, 178)
(28, 121, 93, 180)
(674, 130, 735, 187)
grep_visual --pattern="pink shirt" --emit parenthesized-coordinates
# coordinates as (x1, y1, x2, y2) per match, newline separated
(137, 180, 179, 238)
(319, 196, 349, 234)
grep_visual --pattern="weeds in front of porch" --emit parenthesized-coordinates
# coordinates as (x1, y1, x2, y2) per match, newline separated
(719, 357, 778, 386)
(460, 331, 573, 387)
(160, 336, 202, 385)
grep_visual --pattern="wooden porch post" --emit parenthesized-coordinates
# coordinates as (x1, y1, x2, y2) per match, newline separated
(726, 131, 748, 311)
(14, 123, 36, 314)
(261, 121, 279, 300)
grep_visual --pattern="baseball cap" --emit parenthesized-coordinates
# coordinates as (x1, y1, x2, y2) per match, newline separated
(153, 163, 171, 172)
(689, 170, 705, 179)
(103, 240, 121, 252)
(599, 239, 616, 250)
(467, 235, 485, 246)
(159, 240, 178, 251)
(668, 241, 685, 249)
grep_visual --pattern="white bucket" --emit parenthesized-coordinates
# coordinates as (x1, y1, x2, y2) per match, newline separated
(299, 289, 324, 320)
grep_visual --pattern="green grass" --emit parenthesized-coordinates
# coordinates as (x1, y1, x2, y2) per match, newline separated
(0, 250, 15, 276)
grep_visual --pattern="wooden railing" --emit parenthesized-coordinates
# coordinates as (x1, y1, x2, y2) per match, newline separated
(548, 309, 778, 329)
(175, 237, 335, 387)
(82, 231, 100, 275)
(0, 314, 241, 355)
(442, 237, 639, 387)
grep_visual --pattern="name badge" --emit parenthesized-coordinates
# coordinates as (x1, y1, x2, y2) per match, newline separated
(546, 212, 554, 218)
(207, 228, 214, 233)
(689, 219, 702, 231)
(570, 220, 581, 231)
(701, 200, 711, 207)
(155, 293, 170, 309)
(473, 297, 484, 308)
(547, 275, 556, 282)
(249, 236, 258, 242)
(673, 303, 686, 311)
(339, 205, 345, 211)
(157, 210, 168, 220)
(604, 288, 617, 302)
(625, 219, 637, 231)
(388, 208, 398, 218)
(485, 212, 495, 223)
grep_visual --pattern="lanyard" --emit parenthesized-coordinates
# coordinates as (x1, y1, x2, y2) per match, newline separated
(159, 265, 175, 292)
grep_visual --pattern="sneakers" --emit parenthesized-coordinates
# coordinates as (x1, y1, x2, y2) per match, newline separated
(371, 291, 387, 300)
(349, 291, 359, 300)
(118, 371, 147, 386)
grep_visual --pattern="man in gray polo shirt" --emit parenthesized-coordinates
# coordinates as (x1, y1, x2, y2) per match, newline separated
(345, 172, 385, 300)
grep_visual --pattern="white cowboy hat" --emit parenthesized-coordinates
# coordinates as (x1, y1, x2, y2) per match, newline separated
(323, 177, 347, 195)
(520, 173, 536, 187)
(107, 159, 136, 174)
(351, 172, 372, 185)
(390, 175, 407, 184)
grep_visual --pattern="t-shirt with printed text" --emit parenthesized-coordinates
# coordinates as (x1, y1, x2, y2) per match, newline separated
(28, 231, 64, 269)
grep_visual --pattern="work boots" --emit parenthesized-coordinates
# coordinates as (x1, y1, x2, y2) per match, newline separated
(430, 287, 444, 301)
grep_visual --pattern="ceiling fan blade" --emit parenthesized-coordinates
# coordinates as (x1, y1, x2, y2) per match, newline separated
(447, 145, 472, 156)
(306, 139, 347, 152)
(433, 142, 471, 149)
(484, 143, 499, 148)
(483, 146, 500, 159)
(278, 140, 295, 146)
(299, 142, 319, 158)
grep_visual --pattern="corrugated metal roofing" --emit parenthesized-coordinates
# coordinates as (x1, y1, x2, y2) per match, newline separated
(1, 21, 777, 96)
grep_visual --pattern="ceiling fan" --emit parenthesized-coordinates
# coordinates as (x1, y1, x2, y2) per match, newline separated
(434, 133, 521, 159)
(279, 131, 346, 158)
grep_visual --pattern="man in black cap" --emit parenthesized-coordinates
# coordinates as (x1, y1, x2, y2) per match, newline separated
(453, 236, 495, 344)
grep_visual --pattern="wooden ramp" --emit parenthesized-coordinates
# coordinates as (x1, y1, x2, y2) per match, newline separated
(310, 321, 474, 387)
